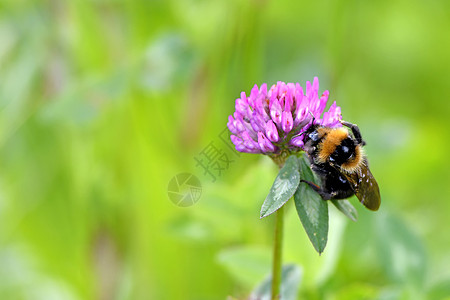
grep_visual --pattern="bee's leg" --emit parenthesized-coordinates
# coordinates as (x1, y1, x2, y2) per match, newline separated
(311, 164, 329, 176)
(300, 180, 333, 200)
(341, 121, 366, 146)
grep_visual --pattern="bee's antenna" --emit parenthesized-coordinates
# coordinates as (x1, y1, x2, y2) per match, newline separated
(307, 109, 315, 125)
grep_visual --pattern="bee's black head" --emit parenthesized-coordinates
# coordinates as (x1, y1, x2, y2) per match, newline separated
(302, 123, 321, 143)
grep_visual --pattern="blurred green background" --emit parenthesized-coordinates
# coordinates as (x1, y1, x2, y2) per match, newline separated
(1, 0, 450, 299)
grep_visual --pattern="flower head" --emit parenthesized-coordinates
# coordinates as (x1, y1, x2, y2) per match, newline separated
(227, 77, 342, 154)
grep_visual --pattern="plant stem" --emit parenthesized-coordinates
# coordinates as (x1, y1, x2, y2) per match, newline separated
(271, 204, 284, 300)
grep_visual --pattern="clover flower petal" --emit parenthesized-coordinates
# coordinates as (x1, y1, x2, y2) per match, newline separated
(227, 77, 342, 154)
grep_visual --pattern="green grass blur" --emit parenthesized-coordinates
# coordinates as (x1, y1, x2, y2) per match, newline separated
(0, 1, 449, 299)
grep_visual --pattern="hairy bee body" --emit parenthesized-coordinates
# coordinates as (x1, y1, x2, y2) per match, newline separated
(302, 121, 380, 211)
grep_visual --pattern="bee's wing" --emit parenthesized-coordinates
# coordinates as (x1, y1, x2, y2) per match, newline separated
(343, 166, 381, 211)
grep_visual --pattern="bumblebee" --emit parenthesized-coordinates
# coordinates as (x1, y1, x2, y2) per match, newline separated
(301, 120, 380, 211)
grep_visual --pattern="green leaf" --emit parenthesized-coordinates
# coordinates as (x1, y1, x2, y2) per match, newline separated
(375, 212, 426, 287)
(250, 264, 302, 300)
(217, 246, 271, 288)
(260, 155, 300, 218)
(331, 199, 358, 222)
(427, 278, 450, 299)
(294, 154, 329, 254)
